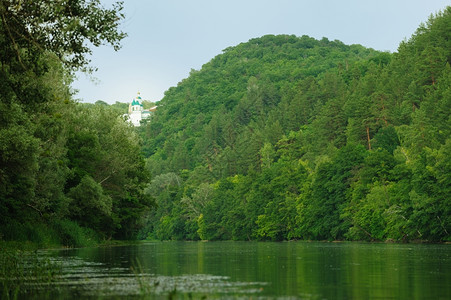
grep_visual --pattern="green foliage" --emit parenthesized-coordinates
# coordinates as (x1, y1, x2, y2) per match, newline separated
(51, 219, 99, 247)
(1, 2, 450, 245)
(0, 100, 40, 223)
(68, 175, 113, 228)
(0, 0, 126, 72)
(140, 8, 451, 243)
(0, 0, 150, 246)
(299, 144, 366, 240)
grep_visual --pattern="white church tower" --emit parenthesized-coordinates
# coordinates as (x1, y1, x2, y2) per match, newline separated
(128, 92, 145, 126)
(127, 92, 154, 126)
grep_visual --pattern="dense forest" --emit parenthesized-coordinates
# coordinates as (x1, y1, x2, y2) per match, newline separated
(138, 8, 451, 242)
(0, 1, 152, 247)
(1, 2, 450, 247)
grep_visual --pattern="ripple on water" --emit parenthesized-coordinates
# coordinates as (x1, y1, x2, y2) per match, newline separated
(23, 255, 269, 298)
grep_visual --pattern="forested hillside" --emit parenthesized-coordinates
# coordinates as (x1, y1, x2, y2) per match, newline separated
(1, 2, 449, 247)
(139, 8, 451, 242)
(0, 1, 151, 247)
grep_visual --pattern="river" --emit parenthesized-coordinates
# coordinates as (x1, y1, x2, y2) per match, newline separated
(24, 241, 451, 299)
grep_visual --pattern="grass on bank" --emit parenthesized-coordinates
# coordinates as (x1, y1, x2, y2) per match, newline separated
(0, 219, 104, 299)
(0, 248, 62, 299)
(1, 219, 100, 251)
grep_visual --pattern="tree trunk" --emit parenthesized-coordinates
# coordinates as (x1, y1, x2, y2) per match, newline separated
(366, 126, 372, 150)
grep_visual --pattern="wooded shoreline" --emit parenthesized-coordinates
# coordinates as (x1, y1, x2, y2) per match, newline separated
(1, 2, 450, 247)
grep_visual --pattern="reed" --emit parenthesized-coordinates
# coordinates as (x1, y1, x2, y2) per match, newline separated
(0, 247, 61, 299)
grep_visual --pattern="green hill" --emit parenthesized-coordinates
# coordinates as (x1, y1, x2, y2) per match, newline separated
(142, 35, 379, 171)
(139, 8, 451, 242)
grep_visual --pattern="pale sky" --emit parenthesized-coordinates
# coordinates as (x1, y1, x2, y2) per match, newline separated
(72, 0, 450, 104)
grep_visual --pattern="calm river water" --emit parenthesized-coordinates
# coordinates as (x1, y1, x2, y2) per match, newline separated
(29, 241, 450, 299)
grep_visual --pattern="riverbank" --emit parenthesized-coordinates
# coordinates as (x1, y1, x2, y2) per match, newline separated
(2, 237, 448, 253)
(0, 219, 104, 252)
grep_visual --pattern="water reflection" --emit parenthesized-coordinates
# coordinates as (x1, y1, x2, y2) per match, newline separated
(29, 241, 451, 299)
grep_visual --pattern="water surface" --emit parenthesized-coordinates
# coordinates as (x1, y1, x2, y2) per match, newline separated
(28, 241, 451, 299)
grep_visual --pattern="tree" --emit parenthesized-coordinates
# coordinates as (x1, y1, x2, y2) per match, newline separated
(408, 142, 451, 241)
(0, 0, 126, 73)
(255, 159, 308, 241)
(68, 175, 112, 230)
(0, 0, 159, 243)
(181, 183, 213, 220)
(299, 144, 366, 240)
(0, 100, 40, 224)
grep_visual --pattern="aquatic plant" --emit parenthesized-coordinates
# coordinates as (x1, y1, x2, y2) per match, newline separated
(0, 248, 61, 299)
